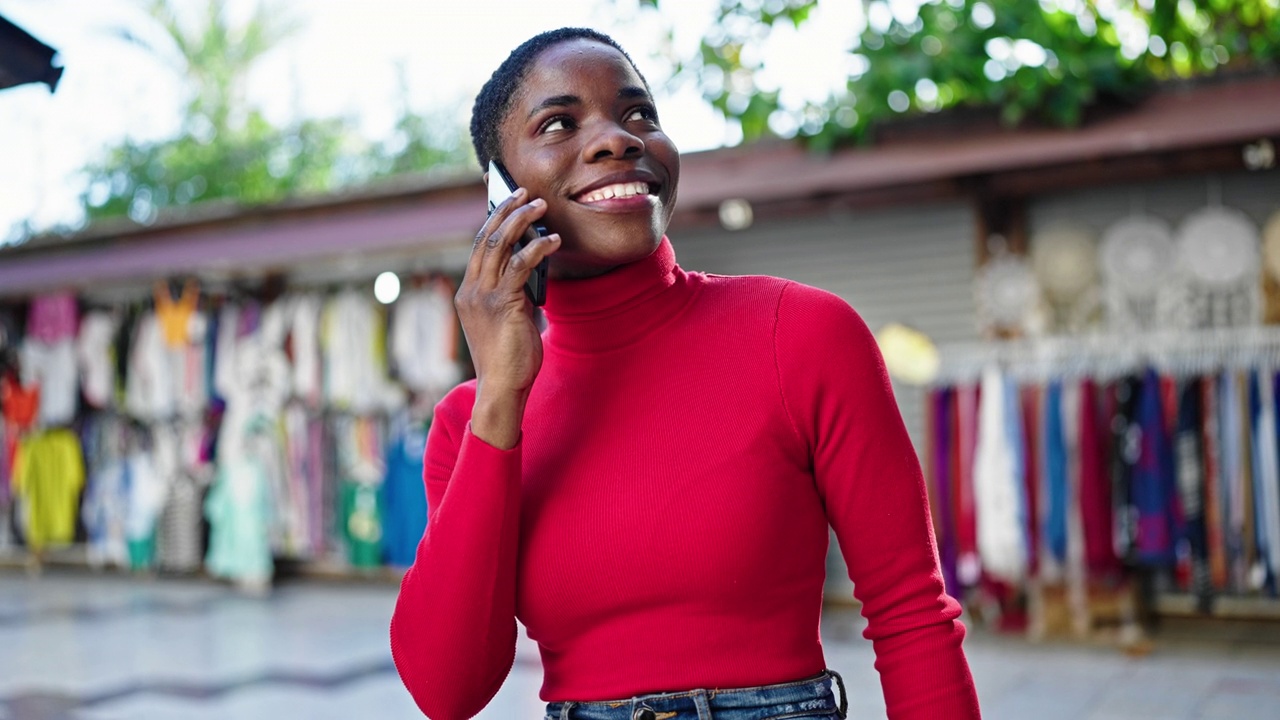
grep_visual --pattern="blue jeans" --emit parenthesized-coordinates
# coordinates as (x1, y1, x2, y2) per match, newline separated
(545, 670, 848, 720)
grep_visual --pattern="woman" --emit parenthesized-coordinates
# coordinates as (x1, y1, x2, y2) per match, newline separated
(390, 27, 981, 720)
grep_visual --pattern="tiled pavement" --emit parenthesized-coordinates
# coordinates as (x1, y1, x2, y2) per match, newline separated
(1, 571, 1278, 719)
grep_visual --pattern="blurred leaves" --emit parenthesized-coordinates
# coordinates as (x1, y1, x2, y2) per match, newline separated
(78, 0, 471, 226)
(637, 0, 1280, 148)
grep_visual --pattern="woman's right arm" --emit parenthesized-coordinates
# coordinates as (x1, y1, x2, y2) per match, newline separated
(389, 189, 560, 720)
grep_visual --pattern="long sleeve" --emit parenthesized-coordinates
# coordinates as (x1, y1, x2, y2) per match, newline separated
(389, 381, 522, 720)
(774, 283, 981, 719)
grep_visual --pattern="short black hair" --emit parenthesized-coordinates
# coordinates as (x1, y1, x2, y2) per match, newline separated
(469, 27, 650, 169)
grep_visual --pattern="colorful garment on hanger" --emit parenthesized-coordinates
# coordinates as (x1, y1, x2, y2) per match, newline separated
(1, 374, 39, 431)
(26, 293, 78, 344)
(1079, 378, 1118, 580)
(1174, 380, 1209, 597)
(1202, 374, 1229, 590)
(1043, 381, 1069, 570)
(1252, 371, 1280, 593)
(154, 280, 200, 348)
(21, 339, 78, 427)
(1133, 369, 1177, 566)
(12, 429, 85, 549)
(974, 367, 1027, 583)
(380, 414, 428, 568)
(77, 311, 118, 409)
(929, 388, 959, 596)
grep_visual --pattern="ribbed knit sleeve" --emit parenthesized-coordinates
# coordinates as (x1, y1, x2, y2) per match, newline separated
(390, 381, 522, 720)
(774, 283, 981, 719)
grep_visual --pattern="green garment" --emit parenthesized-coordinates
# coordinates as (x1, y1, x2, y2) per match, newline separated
(340, 480, 383, 568)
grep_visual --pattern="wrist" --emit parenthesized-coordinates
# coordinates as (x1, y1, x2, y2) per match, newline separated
(471, 383, 527, 450)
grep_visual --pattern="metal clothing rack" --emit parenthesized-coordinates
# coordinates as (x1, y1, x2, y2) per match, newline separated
(933, 326, 1280, 385)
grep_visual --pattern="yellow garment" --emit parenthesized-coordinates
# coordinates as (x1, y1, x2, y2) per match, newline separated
(12, 429, 86, 549)
(155, 279, 200, 348)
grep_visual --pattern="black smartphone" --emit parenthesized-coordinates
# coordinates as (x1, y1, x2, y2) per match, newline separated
(487, 160, 549, 306)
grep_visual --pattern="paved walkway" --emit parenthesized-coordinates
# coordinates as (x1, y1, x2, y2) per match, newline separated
(1, 572, 1278, 719)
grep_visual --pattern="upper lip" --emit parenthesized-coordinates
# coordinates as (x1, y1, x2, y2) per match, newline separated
(571, 170, 661, 200)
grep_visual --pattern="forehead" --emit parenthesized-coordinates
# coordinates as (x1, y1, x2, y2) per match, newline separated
(513, 39, 646, 108)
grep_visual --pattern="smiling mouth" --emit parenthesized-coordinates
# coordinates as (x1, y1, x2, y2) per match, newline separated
(575, 181, 658, 204)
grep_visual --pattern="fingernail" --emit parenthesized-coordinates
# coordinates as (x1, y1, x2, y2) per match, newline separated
(532, 198, 545, 207)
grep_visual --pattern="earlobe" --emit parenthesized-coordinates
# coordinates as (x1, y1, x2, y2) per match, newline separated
(482, 171, 490, 186)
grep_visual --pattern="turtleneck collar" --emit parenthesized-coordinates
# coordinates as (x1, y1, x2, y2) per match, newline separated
(542, 236, 698, 355)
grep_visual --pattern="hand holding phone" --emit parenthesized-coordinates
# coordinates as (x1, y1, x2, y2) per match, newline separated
(487, 160, 550, 306)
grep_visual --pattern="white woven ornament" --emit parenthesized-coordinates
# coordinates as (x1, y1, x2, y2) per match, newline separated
(1100, 216, 1174, 297)
(976, 254, 1040, 334)
(1177, 207, 1259, 287)
(1032, 225, 1098, 300)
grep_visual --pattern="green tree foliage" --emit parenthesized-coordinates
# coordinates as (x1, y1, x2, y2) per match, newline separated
(79, 0, 471, 225)
(639, 0, 1280, 148)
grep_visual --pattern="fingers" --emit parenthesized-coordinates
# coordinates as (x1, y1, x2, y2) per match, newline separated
(467, 188, 526, 278)
(504, 232, 560, 287)
(478, 198, 548, 282)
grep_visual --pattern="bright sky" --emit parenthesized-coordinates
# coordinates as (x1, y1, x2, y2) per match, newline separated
(0, 0, 863, 242)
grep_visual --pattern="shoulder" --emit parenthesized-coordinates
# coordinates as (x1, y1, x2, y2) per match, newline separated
(432, 379, 477, 435)
(772, 280, 873, 346)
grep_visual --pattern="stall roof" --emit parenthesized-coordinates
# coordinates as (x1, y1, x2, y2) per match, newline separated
(0, 14, 62, 93)
(3, 73, 1279, 296)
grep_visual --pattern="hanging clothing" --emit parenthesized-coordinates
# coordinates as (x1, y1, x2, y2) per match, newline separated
(1253, 371, 1280, 592)
(154, 280, 200, 348)
(391, 281, 461, 395)
(204, 427, 274, 583)
(1042, 381, 1069, 572)
(1202, 374, 1229, 590)
(21, 339, 78, 427)
(1019, 385, 1041, 580)
(1079, 378, 1119, 580)
(288, 295, 323, 405)
(12, 429, 85, 549)
(125, 313, 175, 421)
(1220, 370, 1245, 589)
(1133, 369, 1176, 567)
(26, 292, 78, 344)
(77, 311, 118, 409)
(378, 412, 430, 563)
(1, 373, 39, 431)
(81, 414, 129, 569)
(973, 367, 1026, 583)
(1174, 379, 1210, 598)
(322, 290, 404, 414)
(930, 388, 959, 596)
(956, 383, 980, 587)
(124, 447, 167, 571)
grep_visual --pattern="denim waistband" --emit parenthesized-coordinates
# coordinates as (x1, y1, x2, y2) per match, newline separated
(545, 669, 848, 720)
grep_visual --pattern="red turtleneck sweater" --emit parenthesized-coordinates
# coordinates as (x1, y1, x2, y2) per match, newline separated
(390, 238, 980, 719)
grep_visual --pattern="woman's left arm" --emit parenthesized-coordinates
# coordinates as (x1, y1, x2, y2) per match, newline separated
(774, 282, 981, 720)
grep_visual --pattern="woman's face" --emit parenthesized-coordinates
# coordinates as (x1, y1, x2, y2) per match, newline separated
(496, 39, 680, 279)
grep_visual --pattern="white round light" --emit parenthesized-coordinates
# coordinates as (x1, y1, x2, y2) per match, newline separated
(374, 271, 401, 304)
(718, 198, 754, 231)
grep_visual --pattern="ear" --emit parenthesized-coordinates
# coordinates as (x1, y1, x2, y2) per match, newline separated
(482, 171, 490, 187)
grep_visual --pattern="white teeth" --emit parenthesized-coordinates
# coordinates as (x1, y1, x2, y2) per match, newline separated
(581, 181, 651, 203)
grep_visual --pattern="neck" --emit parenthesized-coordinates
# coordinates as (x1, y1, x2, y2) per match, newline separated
(541, 236, 696, 355)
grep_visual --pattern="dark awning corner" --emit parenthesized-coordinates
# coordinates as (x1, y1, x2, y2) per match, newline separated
(0, 13, 63, 93)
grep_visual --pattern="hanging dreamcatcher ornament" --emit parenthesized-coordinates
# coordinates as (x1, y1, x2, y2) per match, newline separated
(1031, 224, 1100, 334)
(976, 251, 1042, 336)
(1099, 216, 1185, 332)
(1176, 206, 1260, 328)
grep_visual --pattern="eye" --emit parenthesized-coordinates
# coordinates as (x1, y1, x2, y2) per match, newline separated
(625, 105, 659, 124)
(539, 115, 575, 134)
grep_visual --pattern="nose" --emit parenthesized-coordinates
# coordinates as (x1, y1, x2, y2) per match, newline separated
(583, 120, 644, 162)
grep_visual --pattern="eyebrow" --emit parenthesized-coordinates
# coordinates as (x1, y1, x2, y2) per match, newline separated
(525, 86, 653, 120)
